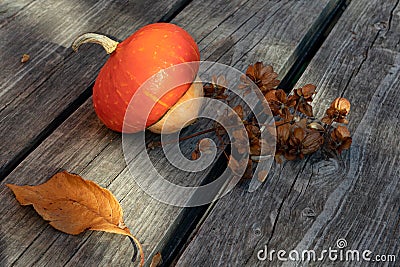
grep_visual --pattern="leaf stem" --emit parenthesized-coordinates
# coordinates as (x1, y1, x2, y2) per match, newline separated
(129, 235, 144, 267)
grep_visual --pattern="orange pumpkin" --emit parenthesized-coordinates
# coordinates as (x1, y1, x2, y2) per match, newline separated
(72, 23, 201, 133)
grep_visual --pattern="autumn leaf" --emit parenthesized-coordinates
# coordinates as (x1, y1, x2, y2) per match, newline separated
(322, 97, 351, 124)
(203, 75, 228, 99)
(243, 159, 253, 179)
(191, 149, 200, 160)
(307, 122, 325, 132)
(6, 171, 144, 267)
(150, 252, 162, 267)
(243, 62, 280, 93)
(257, 170, 269, 183)
(233, 105, 244, 120)
(21, 53, 30, 63)
(329, 125, 352, 153)
(228, 155, 249, 176)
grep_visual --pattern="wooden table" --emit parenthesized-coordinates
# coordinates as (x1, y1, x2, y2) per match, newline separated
(1, 0, 399, 266)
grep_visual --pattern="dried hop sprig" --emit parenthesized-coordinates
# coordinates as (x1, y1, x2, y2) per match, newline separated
(322, 97, 351, 124)
(197, 62, 353, 180)
(240, 62, 280, 94)
(203, 75, 229, 100)
(274, 118, 324, 162)
(265, 89, 296, 119)
(289, 84, 317, 117)
(329, 125, 352, 154)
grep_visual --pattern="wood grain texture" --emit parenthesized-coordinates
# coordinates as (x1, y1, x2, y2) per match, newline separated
(0, 0, 184, 176)
(0, 0, 334, 266)
(177, 0, 400, 266)
(175, 0, 332, 72)
(0, 0, 36, 28)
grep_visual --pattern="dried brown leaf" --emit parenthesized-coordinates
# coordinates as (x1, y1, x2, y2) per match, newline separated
(276, 123, 290, 143)
(331, 97, 351, 114)
(150, 252, 162, 267)
(21, 54, 30, 63)
(7, 171, 144, 266)
(330, 125, 352, 153)
(298, 102, 313, 117)
(321, 116, 332, 125)
(250, 142, 260, 156)
(233, 105, 244, 120)
(243, 160, 253, 179)
(293, 127, 306, 142)
(264, 90, 278, 102)
(299, 84, 317, 99)
(338, 137, 352, 153)
(203, 75, 228, 99)
(228, 156, 249, 176)
(245, 62, 280, 93)
(284, 151, 297, 161)
(335, 125, 351, 139)
(192, 149, 200, 160)
(324, 97, 351, 124)
(274, 153, 283, 164)
(228, 156, 241, 175)
(307, 122, 325, 131)
(302, 132, 324, 154)
(246, 124, 261, 140)
(257, 170, 269, 182)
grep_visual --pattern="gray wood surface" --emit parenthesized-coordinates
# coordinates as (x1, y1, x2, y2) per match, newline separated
(0, 0, 186, 176)
(177, 0, 400, 266)
(0, 0, 34, 26)
(0, 0, 334, 266)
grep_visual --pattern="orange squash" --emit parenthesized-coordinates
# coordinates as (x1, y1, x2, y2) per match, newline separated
(73, 23, 201, 133)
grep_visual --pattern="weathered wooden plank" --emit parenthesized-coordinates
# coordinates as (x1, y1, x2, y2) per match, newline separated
(0, 0, 334, 266)
(177, 0, 400, 266)
(0, 0, 36, 27)
(0, 0, 187, 177)
(175, 0, 337, 73)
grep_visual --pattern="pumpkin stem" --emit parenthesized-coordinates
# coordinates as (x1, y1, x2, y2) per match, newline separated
(72, 33, 119, 54)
